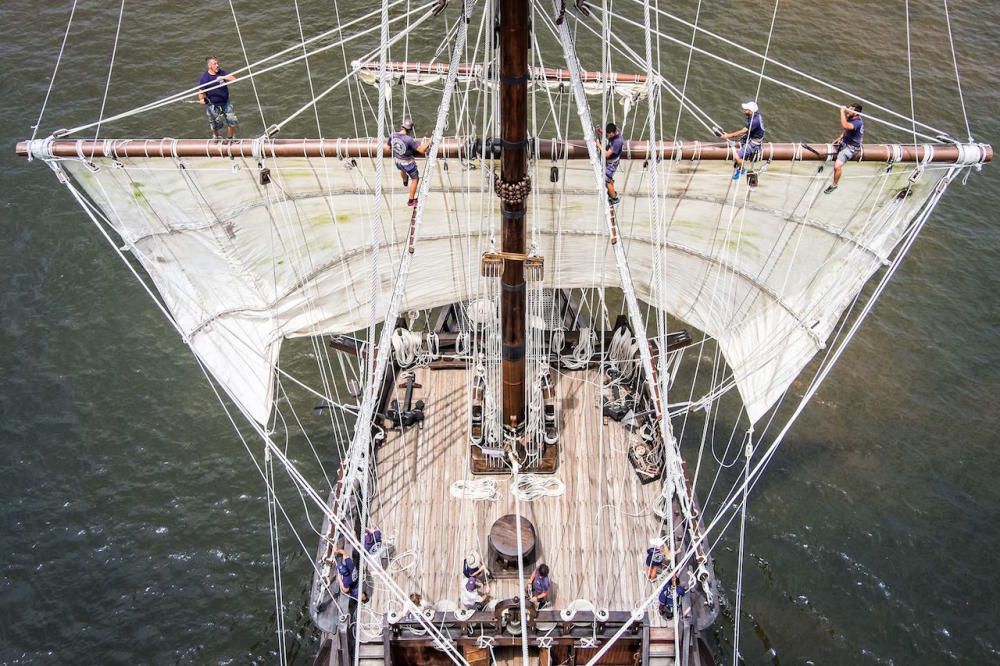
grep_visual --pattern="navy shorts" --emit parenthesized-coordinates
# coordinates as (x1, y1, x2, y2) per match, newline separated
(604, 161, 620, 184)
(206, 102, 238, 130)
(396, 160, 419, 180)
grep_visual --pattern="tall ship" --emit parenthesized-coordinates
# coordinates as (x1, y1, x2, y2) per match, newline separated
(17, 0, 991, 664)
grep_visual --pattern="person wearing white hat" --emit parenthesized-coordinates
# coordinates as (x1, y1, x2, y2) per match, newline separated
(716, 101, 766, 180)
(645, 537, 674, 581)
(388, 117, 430, 207)
(462, 551, 488, 581)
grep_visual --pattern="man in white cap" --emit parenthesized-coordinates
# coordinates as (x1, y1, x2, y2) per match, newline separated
(388, 117, 430, 207)
(462, 551, 488, 581)
(717, 101, 765, 180)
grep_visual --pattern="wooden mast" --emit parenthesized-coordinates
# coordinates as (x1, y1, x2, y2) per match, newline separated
(498, 0, 529, 437)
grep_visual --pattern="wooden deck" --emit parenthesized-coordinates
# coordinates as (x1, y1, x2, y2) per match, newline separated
(368, 366, 668, 627)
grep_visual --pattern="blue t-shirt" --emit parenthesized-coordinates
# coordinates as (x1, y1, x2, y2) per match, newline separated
(842, 116, 864, 147)
(338, 557, 357, 588)
(531, 574, 551, 595)
(646, 547, 666, 567)
(364, 529, 382, 554)
(606, 134, 624, 162)
(199, 69, 231, 106)
(389, 131, 420, 163)
(745, 112, 765, 142)
(658, 582, 686, 607)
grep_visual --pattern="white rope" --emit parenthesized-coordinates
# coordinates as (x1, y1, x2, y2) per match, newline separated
(584, 168, 960, 665)
(904, 0, 919, 150)
(942, 0, 973, 142)
(265, 448, 289, 665)
(621, 0, 949, 140)
(293, 0, 324, 135)
(336, 0, 477, 547)
(731, 430, 752, 666)
(91, 0, 126, 150)
(30, 0, 79, 147)
(510, 462, 531, 666)
(596, 4, 944, 142)
(511, 474, 565, 501)
(56, 0, 421, 136)
(272, 6, 438, 133)
(753, 0, 780, 104)
(228, 0, 267, 128)
(371, 0, 390, 393)
(449, 478, 501, 502)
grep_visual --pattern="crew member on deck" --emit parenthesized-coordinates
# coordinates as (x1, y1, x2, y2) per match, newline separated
(825, 103, 865, 194)
(197, 56, 238, 140)
(645, 538, 674, 581)
(389, 117, 430, 207)
(717, 101, 765, 180)
(595, 123, 624, 206)
(335, 547, 369, 602)
(657, 575, 686, 619)
(363, 527, 383, 557)
(460, 577, 491, 611)
(463, 551, 488, 582)
(526, 563, 552, 609)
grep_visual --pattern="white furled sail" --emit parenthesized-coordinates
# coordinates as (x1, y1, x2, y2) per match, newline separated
(59, 151, 952, 424)
(353, 61, 651, 104)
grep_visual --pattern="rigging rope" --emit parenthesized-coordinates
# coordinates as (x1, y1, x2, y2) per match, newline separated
(92, 0, 125, 152)
(731, 430, 752, 666)
(54, 0, 422, 136)
(754, 0, 780, 104)
(583, 167, 961, 666)
(29, 0, 79, 148)
(621, 0, 949, 140)
(227, 0, 268, 128)
(942, 0, 973, 142)
(595, 4, 944, 142)
(511, 474, 565, 501)
(904, 0, 919, 149)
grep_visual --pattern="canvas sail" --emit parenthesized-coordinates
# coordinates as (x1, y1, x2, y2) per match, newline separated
(58, 152, 951, 424)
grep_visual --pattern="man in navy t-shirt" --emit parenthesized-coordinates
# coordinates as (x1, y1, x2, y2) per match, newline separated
(596, 123, 624, 206)
(526, 563, 552, 609)
(335, 547, 369, 602)
(825, 103, 865, 194)
(197, 56, 238, 140)
(388, 117, 430, 207)
(718, 101, 765, 180)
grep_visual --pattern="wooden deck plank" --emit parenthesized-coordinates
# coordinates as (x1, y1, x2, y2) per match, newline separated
(369, 368, 665, 624)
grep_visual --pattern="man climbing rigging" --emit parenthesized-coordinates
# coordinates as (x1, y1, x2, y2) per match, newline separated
(657, 575, 687, 619)
(825, 103, 865, 194)
(335, 547, 369, 603)
(717, 101, 765, 180)
(595, 123, 624, 206)
(197, 56, 238, 140)
(389, 117, 430, 207)
(645, 538, 674, 581)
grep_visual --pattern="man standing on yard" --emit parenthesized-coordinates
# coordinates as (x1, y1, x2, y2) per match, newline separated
(198, 56, 238, 140)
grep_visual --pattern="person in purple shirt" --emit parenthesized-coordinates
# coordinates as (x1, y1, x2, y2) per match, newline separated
(388, 117, 430, 207)
(197, 56, 238, 140)
(718, 101, 765, 180)
(595, 123, 624, 206)
(526, 563, 552, 609)
(335, 547, 369, 602)
(825, 103, 865, 194)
